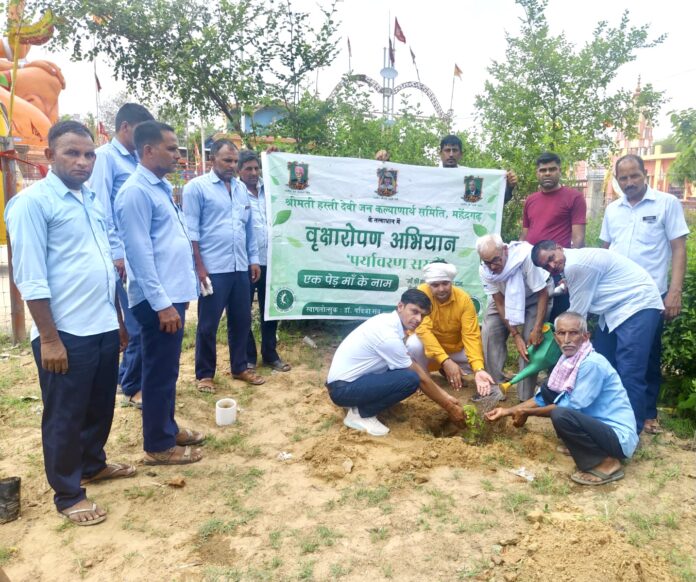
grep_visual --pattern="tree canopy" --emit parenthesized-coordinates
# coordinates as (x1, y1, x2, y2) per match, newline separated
(668, 109, 696, 185)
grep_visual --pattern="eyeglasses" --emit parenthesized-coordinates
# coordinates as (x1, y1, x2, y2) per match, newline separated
(554, 330, 583, 340)
(481, 256, 504, 268)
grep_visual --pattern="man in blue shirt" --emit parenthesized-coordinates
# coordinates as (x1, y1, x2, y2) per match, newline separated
(238, 150, 291, 373)
(600, 154, 690, 434)
(90, 103, 154, 409)
(5, 120, 132, 525)
(115, 121, 204, 465)
(531, 242, 663, 434)
(183, 139, 263, 391)
(486, 312, 638, 486)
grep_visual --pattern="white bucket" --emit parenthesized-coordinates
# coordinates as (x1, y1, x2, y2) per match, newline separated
(215, 398, 237, 426)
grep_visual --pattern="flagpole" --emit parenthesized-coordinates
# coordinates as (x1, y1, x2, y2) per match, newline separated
(449, 75, 456, 111)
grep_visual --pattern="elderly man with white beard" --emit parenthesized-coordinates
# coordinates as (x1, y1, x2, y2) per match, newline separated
(477, 234, 552, 401)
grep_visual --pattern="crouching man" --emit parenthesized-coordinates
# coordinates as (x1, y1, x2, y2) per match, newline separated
(485, 312, 638, 486)
(326, 289, 466, 436)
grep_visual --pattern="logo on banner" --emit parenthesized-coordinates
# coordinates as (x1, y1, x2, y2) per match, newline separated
(376, 168, 398, 197)
(275, 288, 295, 312)
(463, 175, 484, 203)
(288, 162, 309, 190)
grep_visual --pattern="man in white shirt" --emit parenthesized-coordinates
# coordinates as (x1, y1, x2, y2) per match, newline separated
(531, 242, 663, 434)
(600, 154, 689, 434)
(326, 289, 466, 436)
(477, 234, 552, 400)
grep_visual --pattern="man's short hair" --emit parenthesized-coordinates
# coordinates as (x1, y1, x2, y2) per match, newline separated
(134, 121, 175, 158)
(238, 149, 260, 170)
(475, 233, 505, 255)
(440, 134, 462, 151)
(400, 288, 431, 313)
(536, 152, 561, 167)
(114, 103, 154, 133)
(210, 138, 237, 158)
(530, 239, 558, 266)
(48, 120, 93, 148)
(615, 154, 646, 176)
(554, 311, 588, 334)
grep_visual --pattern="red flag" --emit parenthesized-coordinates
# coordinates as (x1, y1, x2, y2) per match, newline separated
(410, 47, 416, 64)
(454, 63, 463, 79)
(95, 72, 102, 92)
(347, 37, 352, 58)
(30, 121, 42, 139)
(394, 18, 406, 43)
(388, 38, 395, 66)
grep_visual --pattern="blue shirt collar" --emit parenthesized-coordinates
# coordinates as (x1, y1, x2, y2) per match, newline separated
(111, 137, 134, 158)
(618, 185, 656, 207)
(45, 170, 95, 201)
(135, 164, 174, 194)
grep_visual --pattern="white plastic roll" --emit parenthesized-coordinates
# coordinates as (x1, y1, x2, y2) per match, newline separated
(215, 398, 237, 426)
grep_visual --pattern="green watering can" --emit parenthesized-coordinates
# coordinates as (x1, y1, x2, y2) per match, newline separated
(499, 323, 561, 394)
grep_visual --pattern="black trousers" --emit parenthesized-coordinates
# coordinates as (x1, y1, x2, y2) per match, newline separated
(32, 330, 119, 511)
(539, 383, 625, 471)
(247, 265, 280, 365)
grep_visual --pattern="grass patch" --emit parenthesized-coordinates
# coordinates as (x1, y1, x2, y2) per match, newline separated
(666, 549, 696, 582)
(198, 518, 237, 541)
(298, 525, 342, 554)
(502, 492, 534, 516)
(297, 559, 315, 580)
(205, 433, 261, 457)
(369, 527, 389, 543)
(420, 488, 456, 522)
(123, 486, 157, 501)
(0, 546, 17, 566)
(660, 416, 696, 440)
(530, 471, 570, 496)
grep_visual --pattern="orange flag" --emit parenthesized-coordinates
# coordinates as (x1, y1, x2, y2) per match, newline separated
(454, 63, 463, 79)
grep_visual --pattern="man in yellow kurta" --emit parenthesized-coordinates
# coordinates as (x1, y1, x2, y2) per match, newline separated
(406, 262, 495, 394)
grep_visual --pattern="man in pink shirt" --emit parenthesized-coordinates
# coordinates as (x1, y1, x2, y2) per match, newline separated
(521, 152, 587, 320)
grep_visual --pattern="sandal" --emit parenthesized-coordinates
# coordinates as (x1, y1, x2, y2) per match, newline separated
(570, 468, 624, 486)
(59, 501, 107, 526)
(196, 378, 215, 394)
(81, 463, 136, 486)
(176, 427, 206, 446)
(143, 445, 203, 466)
(125, 394, 143, 410)
(232, 369, 265, 385)
(643, 419, 663, 435)
(265, 359, 292, 372)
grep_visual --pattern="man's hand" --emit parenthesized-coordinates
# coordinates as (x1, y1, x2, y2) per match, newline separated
(485, 407, 510, 422)
(513, 333, 529, 362)
(474, 369, 495, 396)
(664, 289, 682, 320)
(443, 395, 465, 424)
(511, 409, 529, 427)
(442, 358, 463, 390)
(196, 264, 209, 286)
(114, 259, 127, 283)
(40, 336, 68, 374)
(265, 145, 279, 154)
(506, 170, 518, 189)
(157, 306, 182, 334)
(250, 264, 261, 284)
(528, 325, 543, 347)
(118, 321, 129, 353)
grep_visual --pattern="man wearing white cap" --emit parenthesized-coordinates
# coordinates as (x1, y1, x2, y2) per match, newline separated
(406, 261, 495, 394)
(478, 234, 552, 400)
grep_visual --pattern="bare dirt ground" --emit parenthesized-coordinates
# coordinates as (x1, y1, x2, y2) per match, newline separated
(1, 324, 695, 582)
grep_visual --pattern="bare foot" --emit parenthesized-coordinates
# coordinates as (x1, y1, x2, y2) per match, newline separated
(60, 499, 107, 525)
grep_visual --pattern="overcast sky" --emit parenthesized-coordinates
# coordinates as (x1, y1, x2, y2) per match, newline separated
(32, 0, 694, 140)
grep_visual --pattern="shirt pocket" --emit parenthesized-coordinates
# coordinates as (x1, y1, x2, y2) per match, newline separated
(635, 215, 663, 245)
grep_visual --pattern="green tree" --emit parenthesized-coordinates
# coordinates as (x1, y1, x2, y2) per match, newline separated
(476, 0, 665, 198)
(43, 0, 338, 146)
(668, 109, 696, 184)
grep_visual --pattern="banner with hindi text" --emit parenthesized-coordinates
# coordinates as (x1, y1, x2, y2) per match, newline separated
(262, 153, 505, 320)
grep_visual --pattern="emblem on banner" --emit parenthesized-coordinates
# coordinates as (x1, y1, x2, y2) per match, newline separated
(376, 168, 398, 197)
(275, 288, 295, 312)
(463, 175, 483, 203)
(288, 162, 309, 190)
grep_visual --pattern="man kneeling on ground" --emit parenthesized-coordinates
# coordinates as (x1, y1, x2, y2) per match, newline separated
(326, 289, 466, 436)
(485, 311, 638, 486)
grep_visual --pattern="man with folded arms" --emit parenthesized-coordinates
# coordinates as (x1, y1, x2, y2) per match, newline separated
(477, 234, 552, 401)
(5, 120, 132, 525)
(406, 261, 495, 395)
(486, 312, 638, 486)
(326, 289, 466, 436)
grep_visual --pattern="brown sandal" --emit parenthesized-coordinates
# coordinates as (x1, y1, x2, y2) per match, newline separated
(176, 428, 206, 446)
(143, 445, 203, 466)
(196, 378, 215, 393)
(81, 463, 136, 486)
(232, 369, 265, 385)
